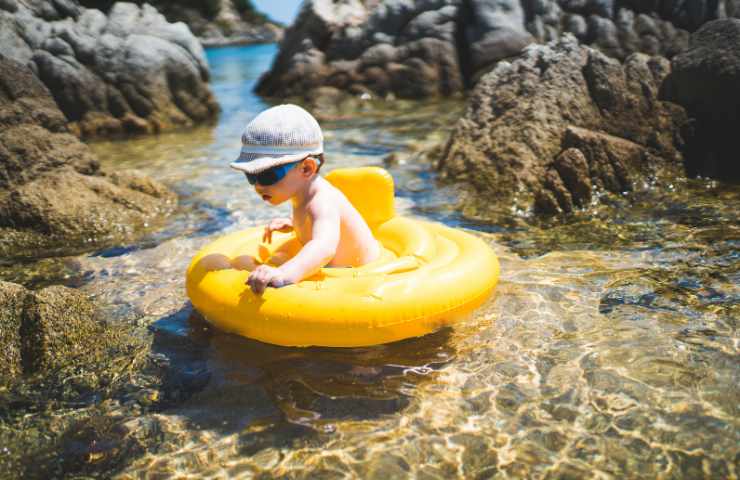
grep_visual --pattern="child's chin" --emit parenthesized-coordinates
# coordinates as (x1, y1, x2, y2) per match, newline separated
(264, 196, 283, 205)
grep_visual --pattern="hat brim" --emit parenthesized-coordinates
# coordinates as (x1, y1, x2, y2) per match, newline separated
(230, 152, 313, 174)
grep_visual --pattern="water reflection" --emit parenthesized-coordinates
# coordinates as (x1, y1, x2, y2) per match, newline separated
(149, 307, 455, 435)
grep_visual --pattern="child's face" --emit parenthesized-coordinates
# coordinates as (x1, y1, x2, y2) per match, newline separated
(252, 157, 318, 205)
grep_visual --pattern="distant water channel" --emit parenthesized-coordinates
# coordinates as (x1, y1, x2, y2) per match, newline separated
(15, 44, 740, 477)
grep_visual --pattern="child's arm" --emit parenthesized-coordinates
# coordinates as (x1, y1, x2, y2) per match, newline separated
(247, 200, 339, 294)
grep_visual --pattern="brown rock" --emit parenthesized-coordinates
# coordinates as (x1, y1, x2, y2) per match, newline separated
(563, 127, 647, 194)
(0, 54, 177, 259)
(437, 36, 688, 218)
(554, 148, 592, 206)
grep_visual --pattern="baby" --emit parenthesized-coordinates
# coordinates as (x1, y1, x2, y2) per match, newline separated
(230, 104, 380, 294)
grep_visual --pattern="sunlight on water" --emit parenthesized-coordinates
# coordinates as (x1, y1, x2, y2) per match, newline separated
(4, 44, 738, 478)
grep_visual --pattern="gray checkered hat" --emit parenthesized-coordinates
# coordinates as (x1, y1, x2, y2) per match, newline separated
(230, 104, 324, 174)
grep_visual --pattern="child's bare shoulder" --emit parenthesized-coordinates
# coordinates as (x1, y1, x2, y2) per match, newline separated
(305, 180, 342, 217)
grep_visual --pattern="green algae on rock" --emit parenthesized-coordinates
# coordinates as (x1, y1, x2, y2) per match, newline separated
(0, 280, 115, 383)
(0, 279, 172, 478)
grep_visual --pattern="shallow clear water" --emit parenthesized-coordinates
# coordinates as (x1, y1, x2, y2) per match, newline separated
(5, 44, 739, 478)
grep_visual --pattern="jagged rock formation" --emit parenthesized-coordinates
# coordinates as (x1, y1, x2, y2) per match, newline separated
(0, 54, 177, 258)
(0, 0, 219, 138)
(78, 0, 283, 46)
(436, 36, 689, 217)
(661, 18, 740, 181)
(257, 0, 739, 100)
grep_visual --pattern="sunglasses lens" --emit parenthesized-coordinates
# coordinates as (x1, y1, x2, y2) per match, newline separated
(245, 162, 299, 187)
(259, 169, 280, 186)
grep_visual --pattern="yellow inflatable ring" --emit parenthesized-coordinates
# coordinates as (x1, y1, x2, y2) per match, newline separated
(186, 167, 499, 347)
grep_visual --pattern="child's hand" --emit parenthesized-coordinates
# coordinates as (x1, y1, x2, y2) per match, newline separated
(247, 265, 292, 294)
(263, 217, 293, 243)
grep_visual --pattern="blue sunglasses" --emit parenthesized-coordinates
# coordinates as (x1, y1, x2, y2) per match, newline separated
(245, 161, 299, 186)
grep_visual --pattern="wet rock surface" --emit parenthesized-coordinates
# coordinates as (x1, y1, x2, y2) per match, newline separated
(436, 36, 688, 218)
(0, 0, 219, 139)
(257, 0, 739, 100)
(661, 18, 740, 181)
(0, 54, 177, 259)
(0, 279, 182, 479)
(0, 280, 102, 382)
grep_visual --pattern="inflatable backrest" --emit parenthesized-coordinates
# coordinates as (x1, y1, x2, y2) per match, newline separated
(325, 167, 395, 228)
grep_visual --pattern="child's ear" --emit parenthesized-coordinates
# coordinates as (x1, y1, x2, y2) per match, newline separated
(300, 157, 318, 176)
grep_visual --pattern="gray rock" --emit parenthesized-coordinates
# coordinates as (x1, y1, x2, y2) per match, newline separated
(588, 0, 614, 18)
(563, 13, 588, 39)
(54, 22, 97, 65)
(149, 0, 283, 47)
(0, 12, 33, 64)
(103, 1, 140, 36)
(0, 0, 17, 12)
(3, 0, 218, 139)
(463, 0, 534, 76)
(32, 50, 108, 122)
(662, 18, 740, 180)
(76, 7, 107, 36)
(52, 0, 80, 19)
(41, 36, 74, 56)
(15, 11, 52, 50)
(360, 43, 398, 67)
(587, 14, 621, 57)
(372, 32, 394, 44)
(400, 5, 457, 43)
(634, 13, 659, 37)
(260, 0, 731, 99)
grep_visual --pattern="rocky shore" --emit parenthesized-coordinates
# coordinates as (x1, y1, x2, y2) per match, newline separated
(257, 0, 738, 100)
(258, 0, 739, 216)
(1, 0, 220, 139)
(436, 18, 740, 217)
